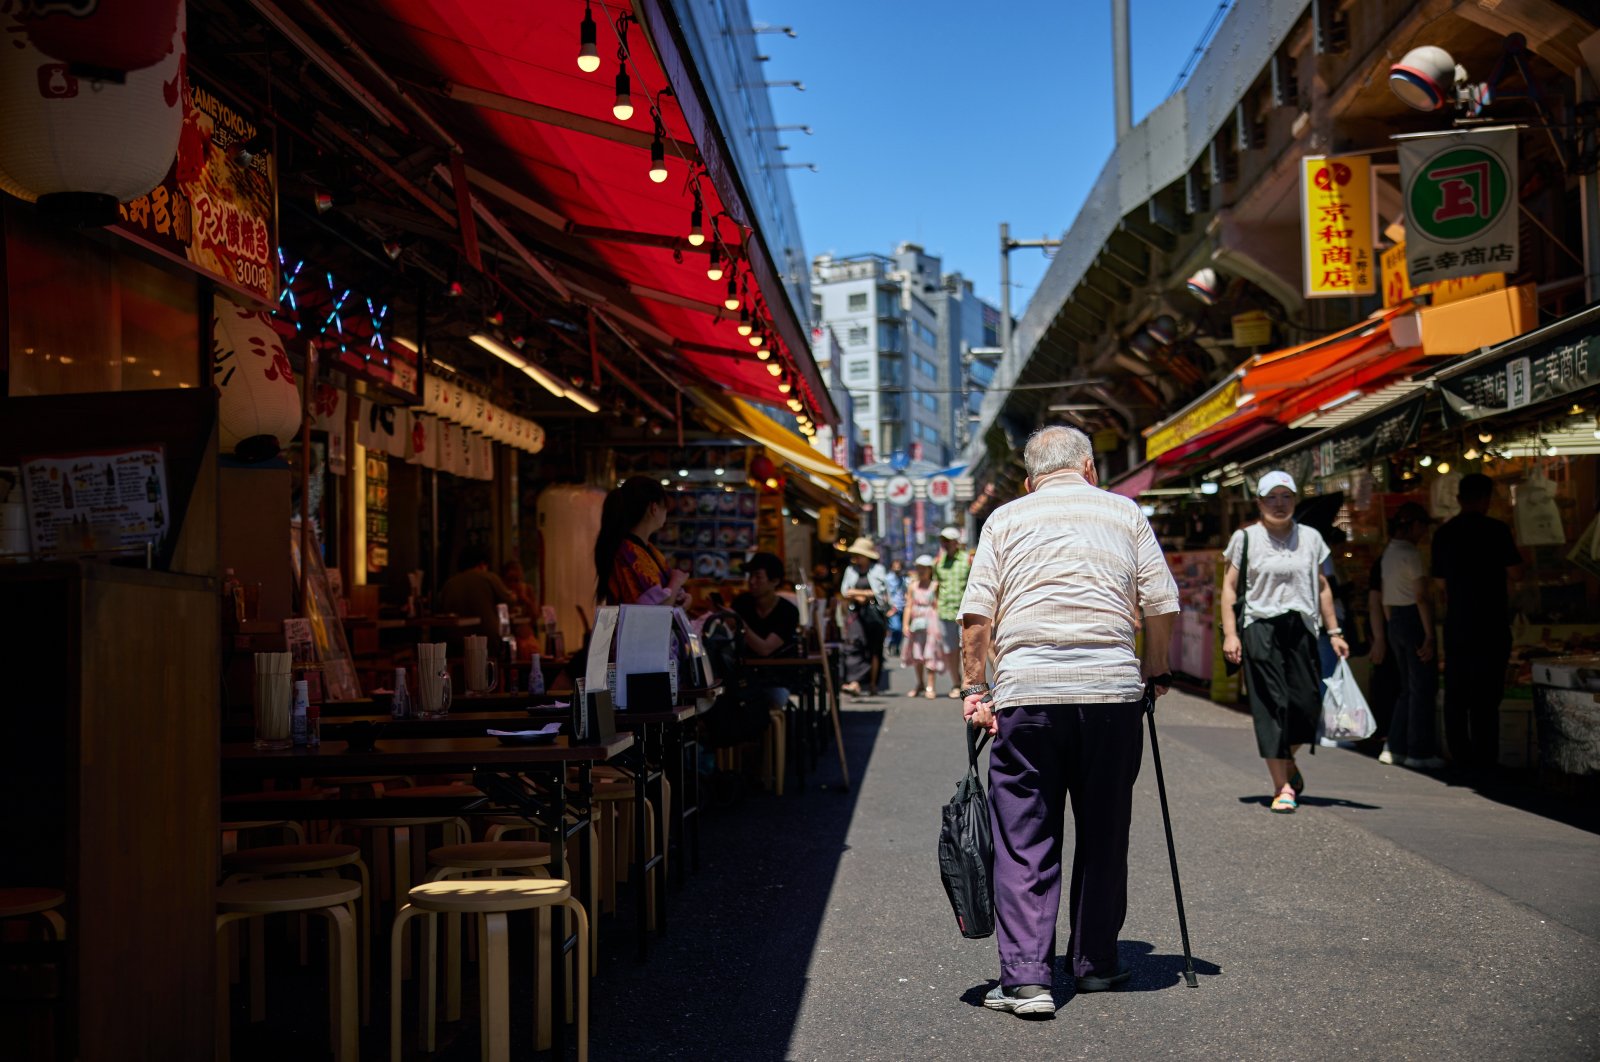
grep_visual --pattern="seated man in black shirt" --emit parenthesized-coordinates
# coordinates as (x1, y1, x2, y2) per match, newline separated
(709, 552, 798, 746)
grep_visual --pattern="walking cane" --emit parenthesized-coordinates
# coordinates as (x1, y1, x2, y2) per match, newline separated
(1144, 675, 1198, 988)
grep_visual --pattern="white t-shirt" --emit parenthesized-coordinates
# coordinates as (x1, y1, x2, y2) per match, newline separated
(1380, 540, 1425, 607)
(1224, 523, 1329, 634)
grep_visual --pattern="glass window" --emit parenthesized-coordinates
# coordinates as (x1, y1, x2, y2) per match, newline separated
(879, 358, 905, 388)
(877, 322, 902, 352)
(912, 319, 938, 347)
(877, 290, 899, 317)
(6, 204, 200, 396)
(846, 358, 871, 381)
(847, 292, 868, 311)
(912, 354, 939, 380)
(847, 325, 869, 346)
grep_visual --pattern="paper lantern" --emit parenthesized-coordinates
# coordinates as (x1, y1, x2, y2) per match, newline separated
(19, 0, 183, 79)
(0, 5, 185, 226)
(213, 300, 301, 462)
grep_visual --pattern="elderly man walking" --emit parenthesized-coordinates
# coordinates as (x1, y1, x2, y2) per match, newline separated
(960, 426, 1178, 1016)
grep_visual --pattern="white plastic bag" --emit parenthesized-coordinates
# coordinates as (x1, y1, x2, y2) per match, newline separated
(1321, 659, 1376, 742)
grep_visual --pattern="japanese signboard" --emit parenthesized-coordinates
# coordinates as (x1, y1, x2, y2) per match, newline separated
(114, 68, 278, 305)
(856, 478, 874, 503)
(1231, 311, 1272, 347)
(1398, 128, 1519, 287)
(1251, 396, 1425, 490)
(1300, 155, 1376, 298)
(1436, 325, 1598, 421)
(885, 475, 914, 508)
(1145, 378, 1242, 462)
(21, 446, 170, 561)
(926, 474, 954, 505)
(1382, 240, 1507, 309)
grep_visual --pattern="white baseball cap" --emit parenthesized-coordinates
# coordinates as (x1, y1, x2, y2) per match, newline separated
(939, 527, 961, 540)
(914, 554, 935, 567)
(1256, 470, 1298, 496)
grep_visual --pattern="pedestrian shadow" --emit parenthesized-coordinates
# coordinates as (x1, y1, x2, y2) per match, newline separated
(957, 941, 1223, 1009)
(1237, 794, 1382, 810)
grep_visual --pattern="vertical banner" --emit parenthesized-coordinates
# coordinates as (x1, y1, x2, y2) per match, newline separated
(1398, 128, 1519, 286)
(1301, 155, 1376, 298)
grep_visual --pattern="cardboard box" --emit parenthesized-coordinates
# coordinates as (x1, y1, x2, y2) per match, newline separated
(1419, 283, 1536, 356)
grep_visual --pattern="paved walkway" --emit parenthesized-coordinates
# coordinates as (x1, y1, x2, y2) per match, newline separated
(591, 662, 1600, 1061)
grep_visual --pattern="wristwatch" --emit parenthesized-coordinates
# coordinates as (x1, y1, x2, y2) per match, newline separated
(960, 683, 991, 698)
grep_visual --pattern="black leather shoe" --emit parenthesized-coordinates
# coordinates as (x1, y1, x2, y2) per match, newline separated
(1074, 961, 1132, 992)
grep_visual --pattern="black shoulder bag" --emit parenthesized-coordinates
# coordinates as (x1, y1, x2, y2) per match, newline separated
(938, 723, 995, 939)
(1223, 530, 1249, 677)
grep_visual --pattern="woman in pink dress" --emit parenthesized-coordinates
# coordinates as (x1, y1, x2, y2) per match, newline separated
(901, 555, 945, 697)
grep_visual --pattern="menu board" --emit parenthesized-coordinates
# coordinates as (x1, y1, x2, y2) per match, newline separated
(658, 488, 758, 580)
(21, 446, 170, 560)
(365, 452, 389, 572)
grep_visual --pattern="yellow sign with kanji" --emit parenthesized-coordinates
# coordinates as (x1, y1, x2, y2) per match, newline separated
(1301, 155, 1375, 299)
(1382, 239, 1505, 308)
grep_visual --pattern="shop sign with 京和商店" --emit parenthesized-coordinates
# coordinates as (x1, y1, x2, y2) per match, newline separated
(1300, 155, 1376, 298)
(113, 68, 278, 305)
(1398, 128, 1519, 287)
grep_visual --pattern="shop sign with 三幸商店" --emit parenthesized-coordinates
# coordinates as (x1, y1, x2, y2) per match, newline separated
(113, 68, 277, 305)
(1145, 378, 1242, 462)
(1398, 128, 1519, 287)
(926, 474, 954, 506)
(1381, 241, 1505, 309)
(1437, 327, 1599, 421)
(1301, 155, 1376, 298)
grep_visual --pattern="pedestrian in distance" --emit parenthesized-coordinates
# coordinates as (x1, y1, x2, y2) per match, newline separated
(934, 526, 971, 699)
(1431, 473, 1522, 773)
(838, 537, 889, 696)
(1380, 501, 1445, 770)
(900, 554, 944, 697)
(884, 557, 908, 659)
(1220, 471, 1350, 813)
(960, 425, 1179, 1016)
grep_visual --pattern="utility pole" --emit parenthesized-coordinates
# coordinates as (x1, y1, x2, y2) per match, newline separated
(999, 223, 1062, 375)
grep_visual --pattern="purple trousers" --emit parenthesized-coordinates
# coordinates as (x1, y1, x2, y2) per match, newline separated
(988, 701, 1143, 987)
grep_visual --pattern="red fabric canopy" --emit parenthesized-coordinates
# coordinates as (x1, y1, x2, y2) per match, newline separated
(332, 0, 831, 421)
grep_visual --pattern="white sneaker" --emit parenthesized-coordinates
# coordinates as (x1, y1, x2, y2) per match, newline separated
(1405, 756, 1447, 770)
(1377, 748, 1396, 765)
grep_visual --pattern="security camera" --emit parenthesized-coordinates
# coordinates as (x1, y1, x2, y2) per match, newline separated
(1389, 45, 1468, 111)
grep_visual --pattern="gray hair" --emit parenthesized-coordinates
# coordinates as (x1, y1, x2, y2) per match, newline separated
(1023, 425, 1092, 479)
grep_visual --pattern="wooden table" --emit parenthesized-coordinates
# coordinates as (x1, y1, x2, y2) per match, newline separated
(221, 733, 628, 1059)
(743, 655, 848, 790)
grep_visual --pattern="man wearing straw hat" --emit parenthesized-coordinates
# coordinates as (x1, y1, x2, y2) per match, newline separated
(959, 425, 1178, 1015)
(838, 537, 889, 695)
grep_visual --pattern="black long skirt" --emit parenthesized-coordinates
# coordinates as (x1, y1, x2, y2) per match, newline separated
(1241, 611, 1322, 759)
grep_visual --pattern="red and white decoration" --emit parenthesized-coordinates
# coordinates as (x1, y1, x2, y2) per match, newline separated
(417, 374, 543, 456)
(16, 0, 183, 79)
(311, 383, 348, 475)
(0, 3, 185, 223)
(213, 299, 301, 461)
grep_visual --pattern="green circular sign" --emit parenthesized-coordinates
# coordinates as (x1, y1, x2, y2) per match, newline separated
(1406, 145, 1510, 244)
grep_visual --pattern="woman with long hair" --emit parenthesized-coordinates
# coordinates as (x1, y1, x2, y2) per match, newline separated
(594, 476, 689, 606)
(1220, 470, 1349, 813)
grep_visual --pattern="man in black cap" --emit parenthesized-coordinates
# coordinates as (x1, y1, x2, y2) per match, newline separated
(1430, 474, 1522, 772)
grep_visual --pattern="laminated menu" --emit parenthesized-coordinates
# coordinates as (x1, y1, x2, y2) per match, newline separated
(21, 446, 170, 560)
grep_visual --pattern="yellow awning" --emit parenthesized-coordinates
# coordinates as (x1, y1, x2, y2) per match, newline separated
(687, 386, 856, 497)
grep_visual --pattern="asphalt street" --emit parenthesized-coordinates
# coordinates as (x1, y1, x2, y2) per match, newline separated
(591, 662, 1600, 1061)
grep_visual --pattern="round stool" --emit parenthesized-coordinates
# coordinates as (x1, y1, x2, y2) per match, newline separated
(221, 844, 371, 1027)
(389, 879, 588, 1062)
(215, 878, 361, 1062)
(591, 780, 657, 928)
(426, 842, 555, 1027)
(0, 886, 66, 940)
(331, 816, 469, 982)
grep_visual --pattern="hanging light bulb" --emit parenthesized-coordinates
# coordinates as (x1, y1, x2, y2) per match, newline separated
(613, 68, 634, 121)
(687, 187, 705, 246)
(766, 361, 783, 377)
(1418, 455, 1433, 468)
(723, 277, 741, 311)
(1478, 431, 1494, 443)
(1543, 439, 1558, 457)
(749, 327, 765, 349)
(1463, 446, 1480, 461)
(777, 372, 792, 394)
(1437, 461, 1451, 474)
(737, 305, 752, 336)
(756, 342, 772, 361)
(648, 110, 668, 182)
(577, 2, 600, 72)
(706, 242, 724, 282)
(787, 397, 803, 412)
(486, 309, 504, 327)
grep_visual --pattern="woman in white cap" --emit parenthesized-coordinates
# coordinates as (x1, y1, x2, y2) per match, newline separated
(900, 554, 945, 697)
(839, 537, 889, 695)
(1220, 470, 1349, 813)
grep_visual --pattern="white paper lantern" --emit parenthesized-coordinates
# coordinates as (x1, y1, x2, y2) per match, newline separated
(0, 5, 185, 225)
(525, 418, 546, 454)
(213, 299, 301, 461)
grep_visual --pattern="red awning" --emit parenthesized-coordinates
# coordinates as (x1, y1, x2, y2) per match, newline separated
(1108, 462, 1157, 499)
(322, 0, 834, 423)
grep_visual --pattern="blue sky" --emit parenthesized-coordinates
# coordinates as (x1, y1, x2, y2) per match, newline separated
(748, 0, 1226, 314)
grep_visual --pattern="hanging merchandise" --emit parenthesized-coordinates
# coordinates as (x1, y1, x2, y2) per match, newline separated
(213, 299, 301, 462)
(1430, 470, 1463, 522)
(311, 383, 348, 475)
(0, 3, 185, 226)
(1514, 469, 1566, 547)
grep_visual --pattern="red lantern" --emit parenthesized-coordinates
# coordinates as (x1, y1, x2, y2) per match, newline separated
(18, 0, 184, 80)
(749, 454, 781, 492)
